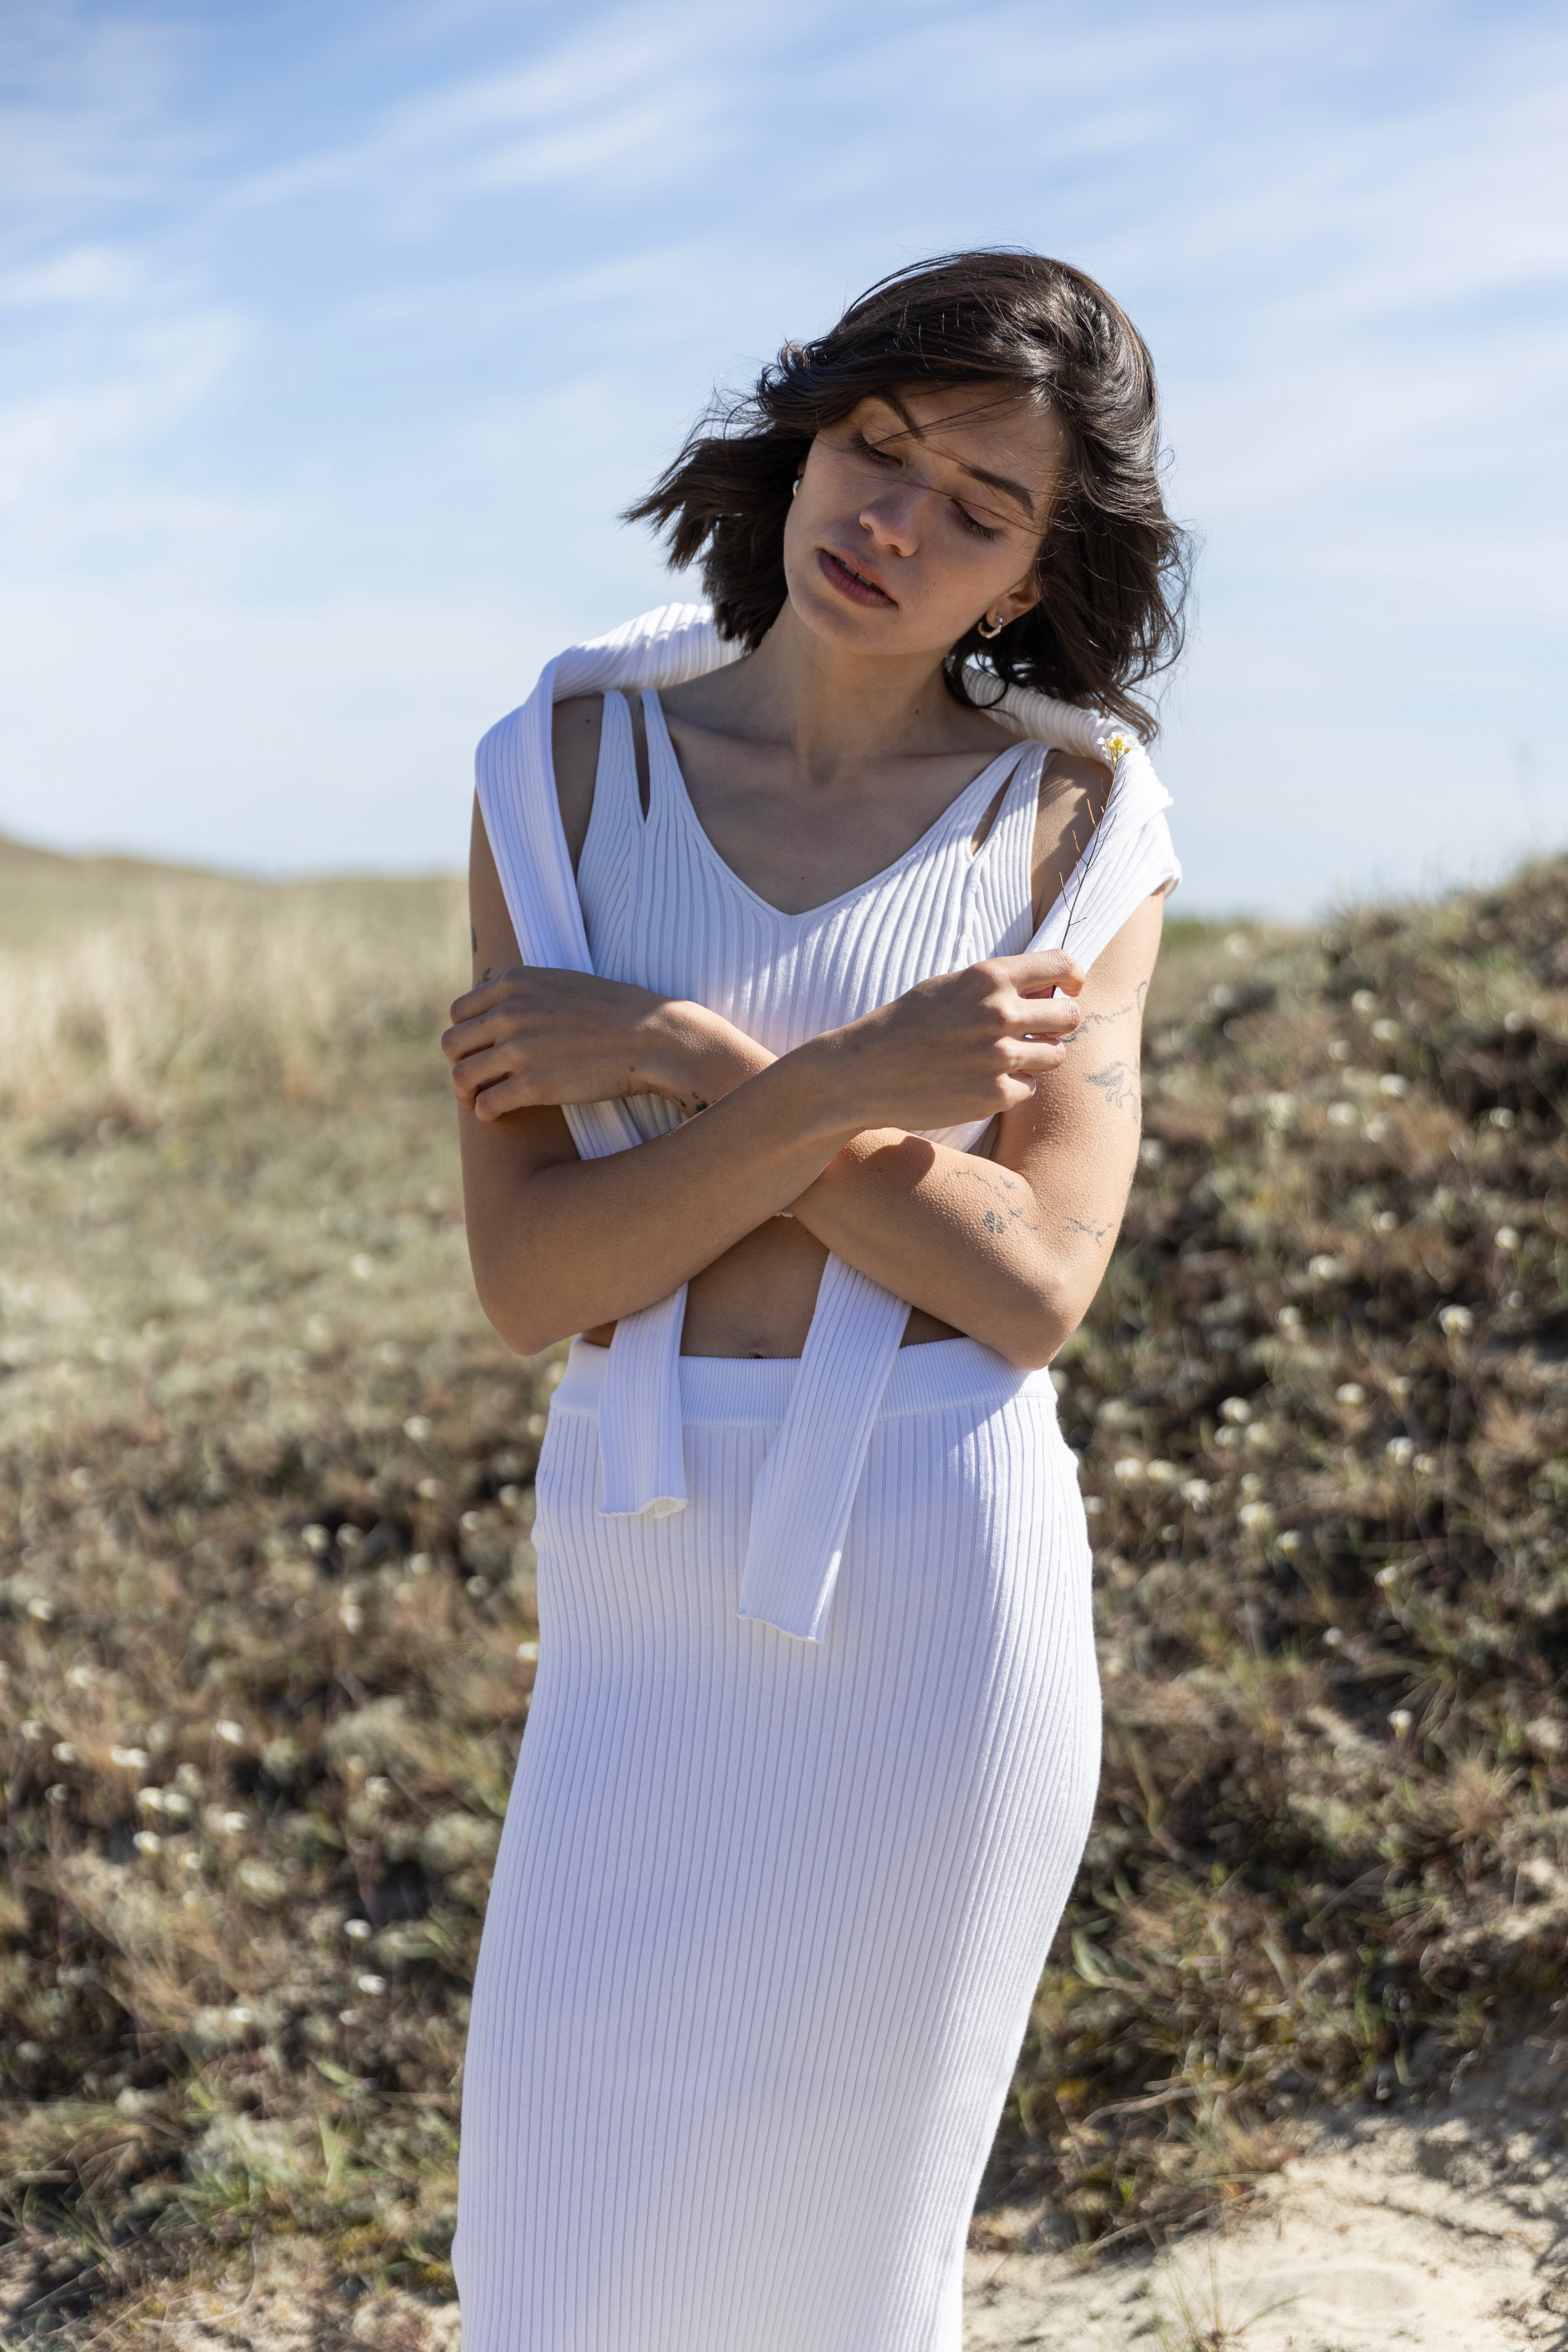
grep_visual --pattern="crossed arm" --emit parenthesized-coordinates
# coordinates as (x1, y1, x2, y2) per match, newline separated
(448, 798, 1163, 1369)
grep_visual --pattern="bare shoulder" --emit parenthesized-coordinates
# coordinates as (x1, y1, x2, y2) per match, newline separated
(1031, 746, 1114, 928)
(552, 695, 606, 875)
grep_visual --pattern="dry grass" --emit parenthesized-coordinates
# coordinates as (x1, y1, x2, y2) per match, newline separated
(2, 845, 1566, 2336)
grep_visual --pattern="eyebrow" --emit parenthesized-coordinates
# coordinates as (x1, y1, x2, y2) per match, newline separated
(877, 390, 1040, 522)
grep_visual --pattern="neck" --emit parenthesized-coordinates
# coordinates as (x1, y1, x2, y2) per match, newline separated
(699, 601, 987, 781)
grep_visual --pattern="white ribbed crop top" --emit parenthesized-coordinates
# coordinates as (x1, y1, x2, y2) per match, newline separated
(575, 687, 1046, 1160)
(475, 603, 1181, 1645)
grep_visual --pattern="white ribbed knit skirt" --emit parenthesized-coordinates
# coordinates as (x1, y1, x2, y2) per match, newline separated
(453, 1336, 1100, 2352)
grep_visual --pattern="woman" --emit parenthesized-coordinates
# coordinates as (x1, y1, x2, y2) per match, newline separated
(445, 250, 1185, 2351)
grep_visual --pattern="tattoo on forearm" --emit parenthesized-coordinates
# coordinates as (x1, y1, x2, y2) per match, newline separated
(1063, 978, 1149, 1047)
(945, 1162, 1042, 1237)
(1086, 1058, 1141, 1116)
(1066, 1212, 1112, 1244)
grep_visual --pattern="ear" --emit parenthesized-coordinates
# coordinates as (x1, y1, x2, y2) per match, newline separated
(996, 568, 1043, 625)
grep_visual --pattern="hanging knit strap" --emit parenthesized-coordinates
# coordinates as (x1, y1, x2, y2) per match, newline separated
(475, 605, 1179, 1636)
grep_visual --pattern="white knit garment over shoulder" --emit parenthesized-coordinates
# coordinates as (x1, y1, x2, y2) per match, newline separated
(454, 606, 1180, 2351)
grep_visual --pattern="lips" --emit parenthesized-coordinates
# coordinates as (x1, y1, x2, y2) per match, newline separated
(817, 548, 896, 608)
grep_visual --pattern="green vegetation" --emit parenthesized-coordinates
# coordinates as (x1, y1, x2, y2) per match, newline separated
(1, 843, 1564, 2335)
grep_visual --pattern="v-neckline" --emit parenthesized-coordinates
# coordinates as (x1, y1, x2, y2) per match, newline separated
(642, 689, 1034, 927)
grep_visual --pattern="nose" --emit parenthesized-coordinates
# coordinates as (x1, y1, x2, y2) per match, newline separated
(856, 480, 928, 559)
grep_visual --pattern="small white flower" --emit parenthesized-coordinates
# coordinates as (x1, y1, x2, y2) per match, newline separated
(1265, 1092, 1297, 1122)
(110, 1746, 149, 1770)
(1239, 1501, 1273, 1531)
(1336, 1383, 1365, 1405)
(1112, 1457, 1145, 1483)
(499, 1485, 523, 1509)
(345, 1918, 373, 1942)
(1377, 1074, 1407, 1097)
(218, 1810, 248, 1834)
(459, 1510, 483, 1534)
(350, 1253, 375, 1281)
(52, 1741, 78, 1764)
(1328, 1102, 1358, 1126)
(338, 1602, 364, 1633)
(365, 1775, 392, 1802)
(1361, 1116, 1391, 1142)
(1352, 989, 1378, 1013)
(1386, 1437, 1416, 1464)
(1328, 1038, 1351, 1060)
(213, 1719, 245, 1746)
(416, 1477, 441, 1500)
(1278, 1530, 1303, 1555)
(302, 1525, 330, 1555)
(1277, 1305, 1303, 1331)
(1495, 1226, 1519, 1251)
(1414, 1453, 1437, 1475)
(1138, 1138, 1165, 1166)
(1308, 1255, 1349, 1283)
(403, 1415, 433, 1441)
(1388, 1708, 1414, 1737)
(138, 1787, 166, 1812)
(526, 1412, 548, 1437)
(133, 1830, 162, 1855)
(516, 1639, 541, 1663)
(226, 2005, 253, 2029)
(1322, 1626, 1345, 1647)
(356, 1972, 387, 1996)
(1489, 1107, 1515, 1130)
(1220, 1397, 1252, 1424)
(27, 1596, 56, 1621)
(336, 1524, 363, 1550)
(21, 1720, 44, 1742)
(339, 2007, 360, 2025)
(465, 1576, 488, 1598)
(1375, 1563, 1401, 1588)
(1214, 1425, 1241, 1448)
(1082, 1495, 1103, 1515)
(408, 1553, 432, 1576)
(1374, 1210, 1398, 1233)
(45, 1783, 69, 1804)
(1371, 1018, 1402, 1043)
(1180, 1478, 1212, 1508)
(1438, 1305, 1473, 1337)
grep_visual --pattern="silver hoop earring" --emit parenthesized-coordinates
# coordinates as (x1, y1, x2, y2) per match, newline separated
(976, 612, 1004, 640)
(791, 476, 802, 497)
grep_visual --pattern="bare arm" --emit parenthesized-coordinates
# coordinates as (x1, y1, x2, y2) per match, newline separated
(451, 791, 1087, 1358)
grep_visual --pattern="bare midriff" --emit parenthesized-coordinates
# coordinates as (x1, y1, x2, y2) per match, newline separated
(581, 1216, 960, 1359)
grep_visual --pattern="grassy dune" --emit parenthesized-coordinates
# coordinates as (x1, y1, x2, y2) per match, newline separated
(0, 839, 1564, 2338)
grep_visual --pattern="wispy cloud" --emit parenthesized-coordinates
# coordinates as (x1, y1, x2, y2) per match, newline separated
(1, 0, 1564, 904)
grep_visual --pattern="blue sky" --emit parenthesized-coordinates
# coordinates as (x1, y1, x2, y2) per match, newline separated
(2, 0, 1564, 913)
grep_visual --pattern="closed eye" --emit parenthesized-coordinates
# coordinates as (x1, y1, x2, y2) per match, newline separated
(849, 432, 1000, 541)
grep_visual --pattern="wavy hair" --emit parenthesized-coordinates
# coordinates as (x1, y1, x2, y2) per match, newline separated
(625, 249, 1191, 738)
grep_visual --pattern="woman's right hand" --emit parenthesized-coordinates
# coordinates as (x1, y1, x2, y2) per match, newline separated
(808, 952, 1085, 1134)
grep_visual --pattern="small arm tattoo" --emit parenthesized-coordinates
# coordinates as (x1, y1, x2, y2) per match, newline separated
(945, 1161, 1042, 1236)
(1062, 978, 1149, 1047)
(1086, 1058, 1142, 1116)
(1065, 1212, 1112, 1244)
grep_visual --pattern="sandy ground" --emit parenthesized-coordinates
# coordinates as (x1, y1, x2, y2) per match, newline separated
(104, 2034, 1568, 2351)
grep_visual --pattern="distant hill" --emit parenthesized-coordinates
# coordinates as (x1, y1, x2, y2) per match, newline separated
(0, 830, 458, 956)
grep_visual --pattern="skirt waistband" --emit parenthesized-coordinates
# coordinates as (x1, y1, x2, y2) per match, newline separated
(553, 1334, 1060, 1428)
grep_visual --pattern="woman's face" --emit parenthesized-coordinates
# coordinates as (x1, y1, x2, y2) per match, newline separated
(782, 384, 1066, 662)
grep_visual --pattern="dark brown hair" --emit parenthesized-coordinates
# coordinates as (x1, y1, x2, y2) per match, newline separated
(626, 249, 1190, 738)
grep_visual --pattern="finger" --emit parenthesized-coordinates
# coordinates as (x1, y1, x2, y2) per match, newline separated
(441, 1006, 524, 1065)
(472, 1073, 550, 1121)
(1007, 951, 1086, 998)
(448, 976, 513, 1025)
(998, 991, 1080, 1040)
(451, 1044, 533, 1104)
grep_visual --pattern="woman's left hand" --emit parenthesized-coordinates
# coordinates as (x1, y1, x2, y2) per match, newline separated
(443, 967, 766, 1122)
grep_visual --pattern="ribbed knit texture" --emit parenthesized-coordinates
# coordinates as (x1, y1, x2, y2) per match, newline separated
(473, 606, 1180, 1633)
(452, 1339, 1101, 2352)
